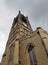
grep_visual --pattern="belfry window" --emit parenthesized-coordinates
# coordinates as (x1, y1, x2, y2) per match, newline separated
(28, 45, 37, 65)
(22, 15, 27, 23)
(21, 15, 27, 26)
(12, 17, 18, 28)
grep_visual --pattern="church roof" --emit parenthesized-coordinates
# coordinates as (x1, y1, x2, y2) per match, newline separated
(36, 27, 48, 55)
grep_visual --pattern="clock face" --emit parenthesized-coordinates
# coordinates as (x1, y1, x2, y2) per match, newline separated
(23, 22, 27, 26)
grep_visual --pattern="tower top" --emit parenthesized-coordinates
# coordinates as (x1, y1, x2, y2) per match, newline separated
(13, 11, 29, 26)
(19, 11, 21, 14)
(11, 11, 33, 32)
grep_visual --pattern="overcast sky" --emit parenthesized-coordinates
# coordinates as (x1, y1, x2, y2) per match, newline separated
(0, 0, 48, 62)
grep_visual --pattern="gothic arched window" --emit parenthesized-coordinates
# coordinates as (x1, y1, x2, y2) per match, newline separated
(8, 44, 15, 65)
(28, 45, 37, 65)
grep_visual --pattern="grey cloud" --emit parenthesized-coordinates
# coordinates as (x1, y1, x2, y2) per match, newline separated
(6, 0, 48, 18)
(0, 0, 48, 62)
(5, 0, 48, 31)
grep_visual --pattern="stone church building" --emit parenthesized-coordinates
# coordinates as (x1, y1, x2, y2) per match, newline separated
(0, 11, 48, 65)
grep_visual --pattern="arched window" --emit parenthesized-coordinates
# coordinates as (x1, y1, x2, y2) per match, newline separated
(8, 44, 15, 65)
(28, 45, 37, 65)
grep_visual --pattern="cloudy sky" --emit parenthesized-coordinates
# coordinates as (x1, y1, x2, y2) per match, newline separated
(0, 0, 48, 62)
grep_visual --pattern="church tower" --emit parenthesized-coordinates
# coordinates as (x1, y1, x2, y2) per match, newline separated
(1, 12, 48, 65)
(9, 11, 33, 41)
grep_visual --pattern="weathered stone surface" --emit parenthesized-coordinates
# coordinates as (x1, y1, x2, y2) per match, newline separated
(0, 63, 1, 65)
(1, 12, 48, 65)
